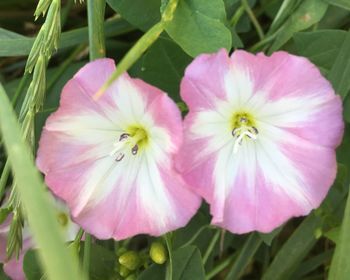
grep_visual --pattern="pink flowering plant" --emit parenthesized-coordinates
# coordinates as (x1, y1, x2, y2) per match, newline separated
(0, 0, 349, 280)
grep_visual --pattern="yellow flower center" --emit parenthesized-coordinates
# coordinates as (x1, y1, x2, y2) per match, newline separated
(110, 125, 149, 162)
(231, 111, 259, 153)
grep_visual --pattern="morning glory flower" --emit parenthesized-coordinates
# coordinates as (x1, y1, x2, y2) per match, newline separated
(177, 49, 344, 233)
(36, 59, 200, 240)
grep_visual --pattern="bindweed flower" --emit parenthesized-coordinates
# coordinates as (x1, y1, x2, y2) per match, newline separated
(177, 49, 344, 234)
(36, 59, 200, 240)
(0, 197, 79, 280)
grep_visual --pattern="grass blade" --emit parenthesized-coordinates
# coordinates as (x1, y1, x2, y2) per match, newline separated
(0, 83, 84, 280)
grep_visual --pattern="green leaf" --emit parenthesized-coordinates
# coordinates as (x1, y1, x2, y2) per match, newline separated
(0, 27, 26, 39)
(270, 0, 328, 52)
(165, 0, 232, 57)
(23, 250, 44, 280)
(324, 227, 341, 244)
(0, 18, 133, 57)
(323, 0, 350, 10)
(130, 36, 191, 102)
(262, 214, 322, 280)
(106, 0, 161, 31)
(329, 185, 350, 279)
(172, 246, 205, 280)
(80, 243, 116, 280)
(0, 83, 83, 280)
(293, 30, 347, 70)
(327, 30, 350, 99)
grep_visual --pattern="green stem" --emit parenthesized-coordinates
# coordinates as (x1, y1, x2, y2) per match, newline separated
(203, 230, 221, 265)
(225, 233, 262, 280)
(206, 252, 238, 280)
(87, 0, 106, 60)
(248, 33, 277, 52)
(83, 234, 91, 276)
(47, 44, 87, 91)
(180, 225, 208, 248)
(0, 160, 10, 199)
(229, 5, 245, 27)
(165, 233, 173, 280)
(241, 0, 265, 40)
(94, 0, 179, 99)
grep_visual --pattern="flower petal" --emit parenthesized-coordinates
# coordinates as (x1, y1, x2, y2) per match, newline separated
(178, 50, 343, 234)
(37, 59, 200, 239)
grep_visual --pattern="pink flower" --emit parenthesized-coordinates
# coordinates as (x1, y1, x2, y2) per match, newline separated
(36, 59, 200, 240)
(177, 49, 344, 234)
(0, 198, 79, 280)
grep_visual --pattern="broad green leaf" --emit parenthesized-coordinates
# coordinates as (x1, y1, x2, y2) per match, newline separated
(270, 0, 328, 52)
(23, 250, 44, 280)
(106, 0, 161, 31)
(165, 0, 232, 57)
(138, 263, 165, 280)
(324, 227, 341, 244)
(323, 0, 350, 10)
(328, 30, 350, 99)
(262, 214, 322, 280)
(130, 36, 191, 102)
(329, 185, 350, 279)
(80, 243, 116, 280)
(172, 246, 205, 280)
(0, 27, 26, 39)
(293, 30, 347, 70)
(344, 95, 350, 123)
(0, 83, 83, 280)
(0, 18, 133, 57)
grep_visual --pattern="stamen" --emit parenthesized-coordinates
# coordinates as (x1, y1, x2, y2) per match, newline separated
(115, 153, 125, 162)
(232, 126, 259, 154)
(131, 145, 138, 155)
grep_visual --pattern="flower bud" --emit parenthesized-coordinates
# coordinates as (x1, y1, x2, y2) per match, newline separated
(119, 264, 130, 277)
(118, 251, 140, 271)
(150, 242, 167, 264)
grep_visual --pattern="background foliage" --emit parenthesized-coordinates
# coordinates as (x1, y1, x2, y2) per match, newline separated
(0, 0, 350, 279)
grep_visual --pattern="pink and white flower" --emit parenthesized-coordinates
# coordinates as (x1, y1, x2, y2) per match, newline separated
(177, 49, 344, 234)
(36, 59, 200, 240)
(0, 198, 79, 280)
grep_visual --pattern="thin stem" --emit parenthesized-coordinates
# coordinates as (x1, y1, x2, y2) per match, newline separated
(83, 234, 91, 276)
(206, 252, 238, 280)
(203, 230, 221, 265)
(225, 233, 262, 280)
(47, 44, 87, 91)
(0, 160, 10, 198)
(180, 225, 208, 248)
(229, 5, 245, 27)
(165, 233, 173, 280)
(241, 0, 265, 40)
(94, 0, 180, 99)
(87, 0, 106, 60)
(248, 32, 277, 52)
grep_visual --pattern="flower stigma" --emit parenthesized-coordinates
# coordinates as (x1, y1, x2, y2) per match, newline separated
(110, 126, 149, 162)
(231, 112, 259, 154)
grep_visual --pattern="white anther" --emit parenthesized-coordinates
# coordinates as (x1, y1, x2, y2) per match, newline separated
(233, 129, 258, 154)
